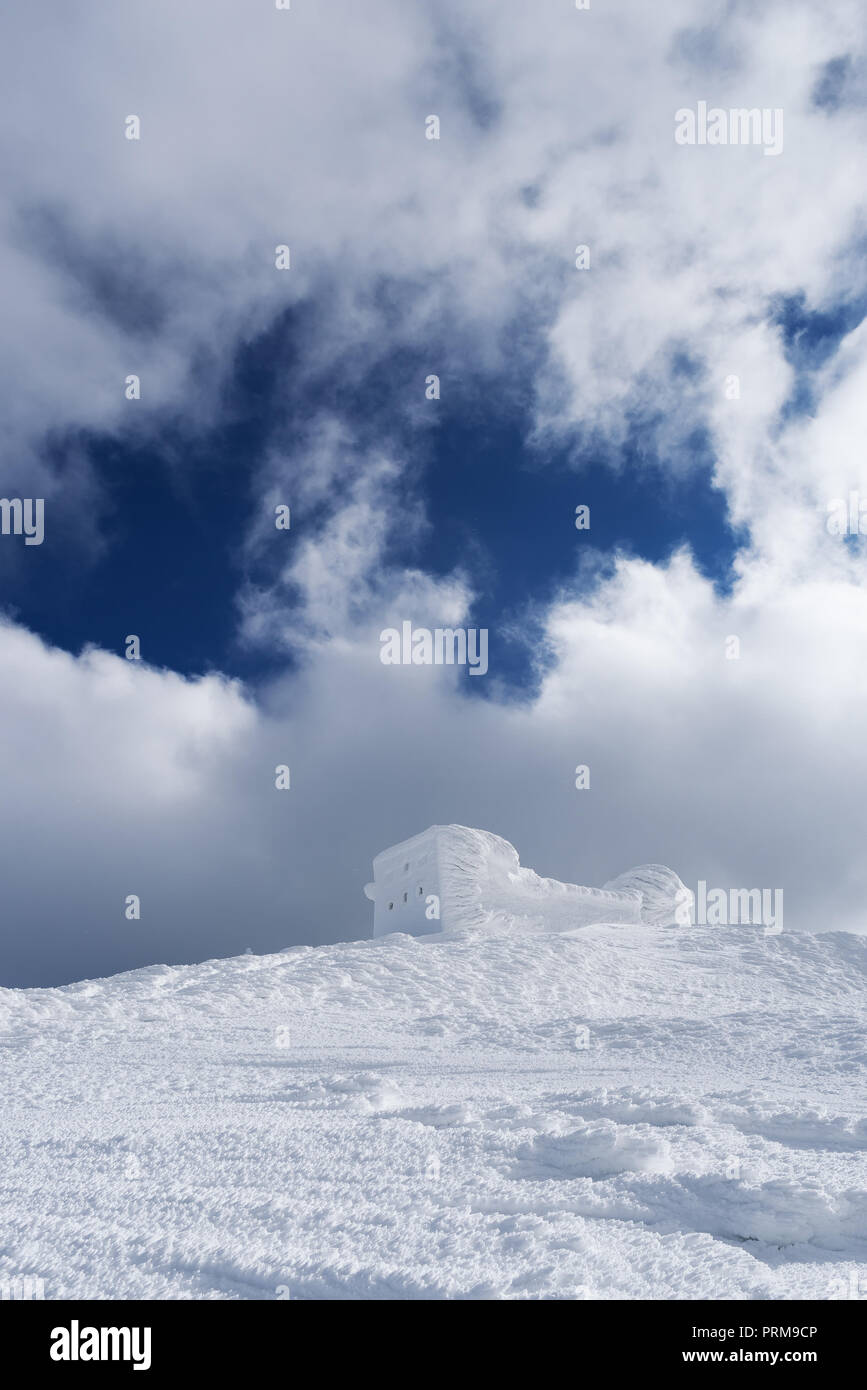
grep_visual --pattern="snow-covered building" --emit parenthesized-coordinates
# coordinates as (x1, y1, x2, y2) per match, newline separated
(364, 824, 691, 938)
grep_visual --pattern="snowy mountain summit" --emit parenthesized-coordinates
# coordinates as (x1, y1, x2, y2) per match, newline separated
(3, 912, 865, 1300)
(364, 824, 692, 937)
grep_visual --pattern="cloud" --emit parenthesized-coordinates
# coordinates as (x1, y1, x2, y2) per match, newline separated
(5, 523, 867, 987)
(0, 621, 263, 984)
(1, 0, 859, 488)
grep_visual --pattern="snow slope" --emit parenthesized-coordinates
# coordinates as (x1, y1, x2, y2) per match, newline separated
(1, 921, 866, 1300)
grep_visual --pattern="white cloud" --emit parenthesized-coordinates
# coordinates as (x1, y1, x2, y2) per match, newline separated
(4, 532, 867, 987)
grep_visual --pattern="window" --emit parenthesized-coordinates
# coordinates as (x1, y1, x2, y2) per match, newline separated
(418, 886, 423, 896)
(403, 892, 408, 903)
(404, 862, 410, 872)
(388, 902, 394, 911)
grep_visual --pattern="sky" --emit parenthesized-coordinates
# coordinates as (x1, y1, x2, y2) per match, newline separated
(2, 0, 867, 986)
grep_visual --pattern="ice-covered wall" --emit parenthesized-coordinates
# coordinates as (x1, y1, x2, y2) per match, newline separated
(365, 827, 446, 938)
(365, 825, 691, 938)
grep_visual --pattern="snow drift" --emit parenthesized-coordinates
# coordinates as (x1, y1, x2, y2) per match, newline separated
(1, 920, 865, 1300)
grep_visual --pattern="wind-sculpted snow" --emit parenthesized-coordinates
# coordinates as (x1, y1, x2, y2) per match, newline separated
(435, 824, 645, 933)
(603, 864, 694, 928)
(0, 923, 866, 1299)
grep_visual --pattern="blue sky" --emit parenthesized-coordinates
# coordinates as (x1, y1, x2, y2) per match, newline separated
(2, 0, 867, 986)
(8, 353, 742, 692)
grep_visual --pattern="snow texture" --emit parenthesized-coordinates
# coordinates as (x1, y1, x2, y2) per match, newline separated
(603, 864, 695, 928)
(1, 907, 866, 1300)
